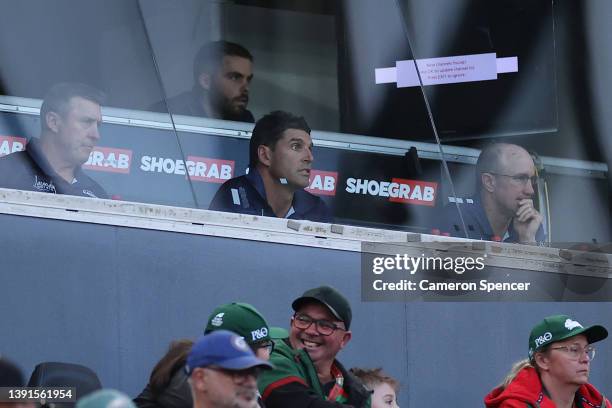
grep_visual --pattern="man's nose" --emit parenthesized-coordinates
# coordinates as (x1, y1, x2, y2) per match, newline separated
(304, 147, 313, 163)
(524, 178, 535, 195)
(89, 124, 101, 141)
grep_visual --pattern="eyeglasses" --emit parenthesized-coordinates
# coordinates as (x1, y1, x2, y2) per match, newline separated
(206, 366, 260, 384)
(549, 345, 596, 360)
(292, 313, 346, 336)
(487, 172, 538, 186)
(253, 340, 274, 354)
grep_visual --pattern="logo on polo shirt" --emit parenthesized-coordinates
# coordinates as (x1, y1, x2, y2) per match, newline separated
(211, 313, 225, 327)
(251, 327, 268, 341)
(0, 136, 27, 157)
(32, 175, 56, 193)
(565, 319, 583, 331)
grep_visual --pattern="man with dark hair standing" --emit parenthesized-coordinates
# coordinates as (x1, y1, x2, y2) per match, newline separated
(209, 110, 332, 222)
(439, 142, 544, 243)
(151, 40, 255, 122)
(0, 82, 107, 198)
(258, 286, 370, 408)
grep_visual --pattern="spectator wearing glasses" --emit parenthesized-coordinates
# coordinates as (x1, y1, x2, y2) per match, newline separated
(439, 143, 545, 243)
(485, 314, 609, 408)
(258, 286, 370, 408)
(134, 303, 274, 408)
(187, 330, 272, 408)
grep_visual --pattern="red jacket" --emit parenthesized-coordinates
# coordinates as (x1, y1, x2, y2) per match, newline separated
(484, 366, 609, 408)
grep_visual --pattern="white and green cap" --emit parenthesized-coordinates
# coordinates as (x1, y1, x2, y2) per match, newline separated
(528, 314, 608, 359)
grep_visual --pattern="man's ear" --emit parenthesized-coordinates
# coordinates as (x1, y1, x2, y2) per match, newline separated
(534, 352, 549, 372)
(45, 112, 61, 133)
(481, 173, 496, 193)
(198, 72, 212, 91)
(339, 331, 352, 349)
(258, 145, 272, 167)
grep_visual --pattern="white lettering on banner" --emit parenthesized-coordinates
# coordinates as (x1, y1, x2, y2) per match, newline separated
(251, 327, 268, 341)
(0, 136, 27, 157)
(139, 155, 234, 183)
(84, 147, 133, 174)
(345, 177, 437, 206)
(305, 170, 338, 196)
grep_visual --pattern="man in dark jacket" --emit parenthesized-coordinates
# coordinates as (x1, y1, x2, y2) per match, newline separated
(150, 41, 254, 123)
(258, 286, 370, 408)
(0, 82, 107, 198)
(134, 303, 274, 408)
(209, 111, 332, 222)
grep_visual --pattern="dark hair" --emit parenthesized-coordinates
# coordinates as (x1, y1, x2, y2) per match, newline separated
(193, 40, 253, 84)
(249, 110, 311, 167)
(0, 357, 25, 387)
(149, 339, 193, 396)
(40, 82, 105, 131)
(350, 367, 399, 392)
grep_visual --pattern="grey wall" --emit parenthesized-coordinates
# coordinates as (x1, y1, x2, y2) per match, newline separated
(1, 213, 610, 407)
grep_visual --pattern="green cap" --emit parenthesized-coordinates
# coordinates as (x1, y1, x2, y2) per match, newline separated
(528, 314, 608, 359)
(269, 326, 289, 339)
(76, 390, 135, 408)
(292, 285, 352, 329)
(204, 302, 271, 345)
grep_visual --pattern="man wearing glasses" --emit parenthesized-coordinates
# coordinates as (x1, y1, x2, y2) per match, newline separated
(187, 330, 272, 408)
(440, 142, 545, 243)
(485, 314, 609, 408)
(258, 286, 370, 408)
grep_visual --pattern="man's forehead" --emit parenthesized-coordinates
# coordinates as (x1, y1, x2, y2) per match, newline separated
(221, 55, 253, 73)
(66, 96, 101, 115)
(296, 300, 338, 320)
(280, 128, 311, 143)
(498, 145, 534, 172)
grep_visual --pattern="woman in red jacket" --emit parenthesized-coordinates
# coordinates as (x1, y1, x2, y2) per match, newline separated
(485, 314, 609, 408)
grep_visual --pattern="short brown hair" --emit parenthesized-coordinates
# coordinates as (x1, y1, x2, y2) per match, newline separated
(350, 367, 399, 392)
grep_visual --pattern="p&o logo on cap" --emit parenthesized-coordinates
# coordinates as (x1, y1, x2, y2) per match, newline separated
(251, 327, 268, 341)
(565, 319, 583, 331)
(534, 332, 552, 347)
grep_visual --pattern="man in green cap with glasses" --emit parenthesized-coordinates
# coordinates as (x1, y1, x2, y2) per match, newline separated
(258, 285, 370, 408)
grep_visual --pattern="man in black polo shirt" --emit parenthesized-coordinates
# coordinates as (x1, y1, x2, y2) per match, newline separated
(0, 82, 108, 198)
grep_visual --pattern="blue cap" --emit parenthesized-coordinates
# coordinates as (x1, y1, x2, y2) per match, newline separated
(186, 330, 273, 375)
